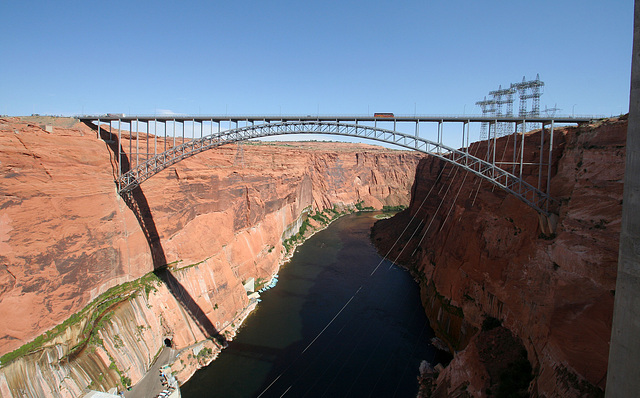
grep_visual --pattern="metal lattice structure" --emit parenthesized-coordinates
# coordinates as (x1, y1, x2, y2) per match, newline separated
(489, 85, 517, 137)
(82, 115, 598, 215)
(476, 97, 496, 140)
(477, 75, 545, 139)
(233, 141, 245, 167)
(120, 121, 555, 213)
(514, 74, 545, 132)
(543, 104, 561, 117)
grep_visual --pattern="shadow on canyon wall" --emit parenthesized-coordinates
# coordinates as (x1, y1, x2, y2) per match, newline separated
(91, 122, 226, 344)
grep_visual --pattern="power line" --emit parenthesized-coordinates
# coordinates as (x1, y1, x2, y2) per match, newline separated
(477, 74, 545, 139)
(257, 162, 453, 398)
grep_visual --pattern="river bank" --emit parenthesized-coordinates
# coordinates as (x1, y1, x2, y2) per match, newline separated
(0, 117, 422, 397)
(129, 204, 379, 391)
(181, 212, 447, 397)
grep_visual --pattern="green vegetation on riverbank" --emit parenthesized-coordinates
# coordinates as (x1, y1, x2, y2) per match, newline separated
(355, 201, 374, 212)
(283, 205, 347, 253)
(282, 201, 384, 255)
(0, 272, 162, 367)
(382, 205, 406, 212)
(374, 204, 406, 219)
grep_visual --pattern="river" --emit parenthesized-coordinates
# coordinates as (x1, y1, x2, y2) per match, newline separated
(181, 212, 449, 397)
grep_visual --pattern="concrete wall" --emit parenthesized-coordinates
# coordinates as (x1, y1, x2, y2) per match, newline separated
(606, 1, 640, 396)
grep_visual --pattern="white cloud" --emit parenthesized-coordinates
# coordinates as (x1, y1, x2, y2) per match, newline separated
(157, 109, 179, 115)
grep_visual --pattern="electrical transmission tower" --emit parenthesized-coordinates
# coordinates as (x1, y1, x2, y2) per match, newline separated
(476, 96, 496, 140)
(544, 104, 561, 117)
(477, 74, 545, 138)
(513, 74, 545, 132)
(489, 84, 517, 137)
(234, 141, 245, 167)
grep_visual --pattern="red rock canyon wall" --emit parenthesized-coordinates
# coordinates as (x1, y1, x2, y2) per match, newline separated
(0, 117, 421, 396)
(372, 117, 625, 397)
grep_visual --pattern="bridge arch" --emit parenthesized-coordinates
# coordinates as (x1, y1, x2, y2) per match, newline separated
(112, 120, 553, 215)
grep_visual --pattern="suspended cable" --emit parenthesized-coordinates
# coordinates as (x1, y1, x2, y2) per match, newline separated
(302, 286, 362, 354)
(257, 125, 512, 397)
(438, 171, 469, 233)
(410, 137, 487, 256)
(410, 178, 455, 257)
(368, 161, 450, 276)
(341, 269, 419, 397)
(390, 317, 431, 398)
(300, 315, 369, 397)
(256, 286, 363, 398)
(367, 288, 433, 397)
(261, 162, 453, 397)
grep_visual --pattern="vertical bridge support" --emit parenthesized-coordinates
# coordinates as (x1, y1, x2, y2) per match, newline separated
(82, 114, 595, 215)
(606, 0, 640, 395)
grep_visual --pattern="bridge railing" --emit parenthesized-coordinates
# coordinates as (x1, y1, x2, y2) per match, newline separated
(81, 113, 601, 123)
(82, 114, 599, 215)
(109, 119, 563, 215)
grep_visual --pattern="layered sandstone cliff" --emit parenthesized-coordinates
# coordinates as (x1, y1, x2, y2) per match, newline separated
(0, 117, 421, 396)
(372, 117, 625, 397)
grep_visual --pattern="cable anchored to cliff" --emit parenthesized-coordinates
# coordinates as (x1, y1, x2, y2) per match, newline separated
(411, 139, 487, 256)
(257, 140, 487, 397)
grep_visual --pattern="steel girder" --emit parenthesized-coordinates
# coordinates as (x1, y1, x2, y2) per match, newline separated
(117, 120, 554, 215)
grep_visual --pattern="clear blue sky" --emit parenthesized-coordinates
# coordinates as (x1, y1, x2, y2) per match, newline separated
(0, 0, 633, 118)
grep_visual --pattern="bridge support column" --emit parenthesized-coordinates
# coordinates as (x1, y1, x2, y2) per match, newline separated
(154, 119, 157, 157)
(146, 120, 149, 170)
(545, 121, 554, 211)
(519, 119, 525, 191)
(606, 1, 640, 395)
(465, 121, 470, 166)
(135, 118, 139, 170)
(538, 122, 545, 191)
(118, 119, 122, 192)
(492, 120, 497, 178)
(513, 122, 518, 175)
(437, 121, 443, 154)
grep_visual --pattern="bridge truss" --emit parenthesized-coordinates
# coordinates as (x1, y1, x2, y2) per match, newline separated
(82, 115, 596, 215)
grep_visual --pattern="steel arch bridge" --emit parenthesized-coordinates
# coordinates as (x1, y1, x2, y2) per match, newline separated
(78, 114, 599, 216)
(83, 115, 596, 215)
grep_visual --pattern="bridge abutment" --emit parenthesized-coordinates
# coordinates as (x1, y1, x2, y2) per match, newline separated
(537, 213, 558, 236)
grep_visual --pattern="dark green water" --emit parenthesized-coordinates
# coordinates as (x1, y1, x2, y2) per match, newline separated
(182, 212, 448, 398)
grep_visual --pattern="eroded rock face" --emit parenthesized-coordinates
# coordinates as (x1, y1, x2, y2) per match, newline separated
(0, 117, 421, 396)
(372, 117, 625, 397)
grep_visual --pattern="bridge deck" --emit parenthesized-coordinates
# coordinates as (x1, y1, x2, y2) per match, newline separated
(83, 115, 601, 216)
(81, 114, 597, 124)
